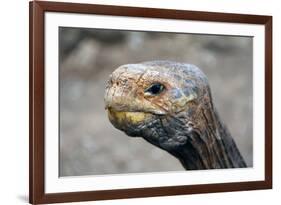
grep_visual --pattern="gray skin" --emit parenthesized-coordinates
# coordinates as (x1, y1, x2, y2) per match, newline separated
(104, 61, 247, 170)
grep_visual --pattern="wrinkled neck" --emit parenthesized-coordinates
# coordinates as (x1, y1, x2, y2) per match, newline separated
(169, 109, 247, 170)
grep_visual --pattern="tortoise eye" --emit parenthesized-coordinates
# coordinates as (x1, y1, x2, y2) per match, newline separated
(145, 83, 165, 95)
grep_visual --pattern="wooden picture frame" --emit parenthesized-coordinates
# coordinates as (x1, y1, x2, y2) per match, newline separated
(29, 1, 272, 204)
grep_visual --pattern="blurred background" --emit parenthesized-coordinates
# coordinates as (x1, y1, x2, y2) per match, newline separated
(59, 27, 253, 176)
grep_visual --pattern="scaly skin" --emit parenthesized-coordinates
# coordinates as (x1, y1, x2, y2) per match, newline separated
(104, 61, 247, 170)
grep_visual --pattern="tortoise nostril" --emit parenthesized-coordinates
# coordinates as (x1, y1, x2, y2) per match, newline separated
(115, 78, 129, 87)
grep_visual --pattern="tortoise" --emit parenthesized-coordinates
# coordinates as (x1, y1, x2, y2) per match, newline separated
(104, 61, 247, 170)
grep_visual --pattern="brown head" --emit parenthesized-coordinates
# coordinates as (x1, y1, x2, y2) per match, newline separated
(104, 61, 212, 149)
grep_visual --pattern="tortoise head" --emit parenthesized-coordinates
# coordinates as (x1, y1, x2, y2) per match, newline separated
(104, 61, 212, 150)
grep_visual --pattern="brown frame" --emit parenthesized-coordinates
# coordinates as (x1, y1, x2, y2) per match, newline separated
(29, 1, 272, 204)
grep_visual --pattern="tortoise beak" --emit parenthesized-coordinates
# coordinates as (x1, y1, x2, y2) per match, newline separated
(106, 108, 152, 128)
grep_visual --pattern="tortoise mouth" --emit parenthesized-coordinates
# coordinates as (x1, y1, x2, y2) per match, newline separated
(106, 108, 158, 136)
(107, 108, 152, 122)
(107, 108, 155, 124)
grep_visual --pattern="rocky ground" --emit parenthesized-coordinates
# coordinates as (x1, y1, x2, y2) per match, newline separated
(59, 28, 253, 176)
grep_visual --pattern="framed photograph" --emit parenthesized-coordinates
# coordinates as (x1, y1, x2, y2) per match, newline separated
(29, 1, 272, 204)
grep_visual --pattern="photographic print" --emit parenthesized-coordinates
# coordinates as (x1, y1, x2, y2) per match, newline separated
(29, 1, 272, 204)
(59, 28, 253, 176)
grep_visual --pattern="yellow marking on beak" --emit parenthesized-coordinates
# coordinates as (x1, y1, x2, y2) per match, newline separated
(107, 109, 149, 125)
